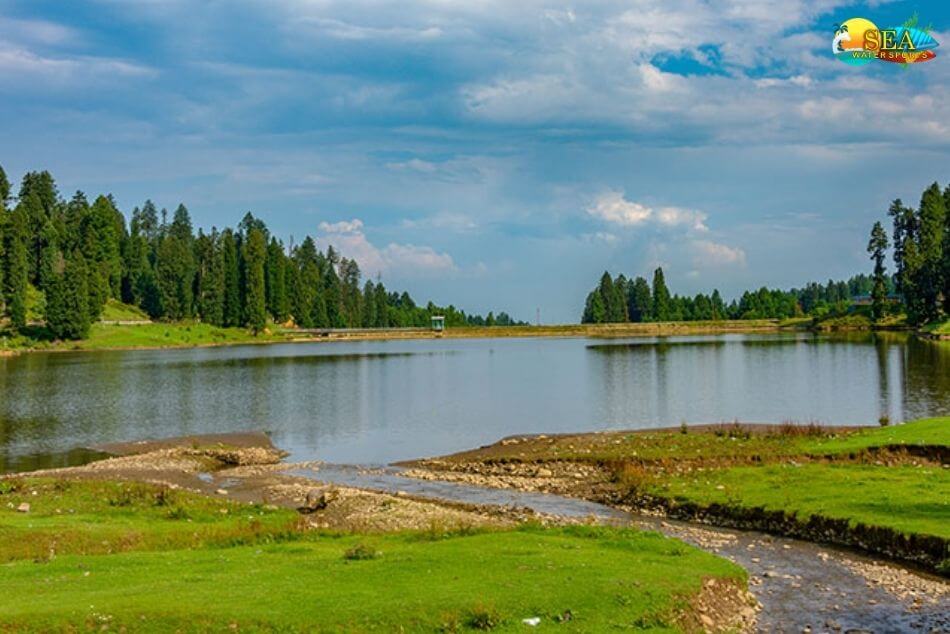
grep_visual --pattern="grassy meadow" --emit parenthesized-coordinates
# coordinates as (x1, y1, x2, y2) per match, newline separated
(0, 478, 744, 632)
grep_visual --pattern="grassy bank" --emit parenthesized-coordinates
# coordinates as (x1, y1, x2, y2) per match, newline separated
(0, 479, 746, 632)
(2, 316, 805, 354)
(417, 418, 950, 571)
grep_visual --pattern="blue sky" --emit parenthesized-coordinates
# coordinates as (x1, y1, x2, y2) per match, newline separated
(0, 0, 947, 322)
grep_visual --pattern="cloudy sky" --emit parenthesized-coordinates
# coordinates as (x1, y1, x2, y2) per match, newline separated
(1, 0, 947, 322)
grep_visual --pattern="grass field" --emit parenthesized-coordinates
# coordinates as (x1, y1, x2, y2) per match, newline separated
(440, 417, 950, 465)
(0, 478, 301, 562)
(0, 479, 743, 632)
(429, 418, 950, 565)
(99, 298, 151, 322)
(648, 463, 949, 539)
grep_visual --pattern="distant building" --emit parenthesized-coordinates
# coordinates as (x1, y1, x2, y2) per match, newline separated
(431, 315, 445, 332)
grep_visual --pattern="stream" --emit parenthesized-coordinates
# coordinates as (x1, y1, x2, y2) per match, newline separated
(292, 464, 950, 634)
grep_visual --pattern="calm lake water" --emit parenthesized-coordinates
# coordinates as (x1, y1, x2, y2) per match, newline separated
(1, 332, 948, 472)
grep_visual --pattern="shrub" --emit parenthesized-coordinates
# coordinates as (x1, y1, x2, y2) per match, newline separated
(343, 543, 380, 561)
(466, 605, 502, 630)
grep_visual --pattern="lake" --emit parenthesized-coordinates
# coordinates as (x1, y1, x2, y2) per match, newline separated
(1, 332, 948, 472)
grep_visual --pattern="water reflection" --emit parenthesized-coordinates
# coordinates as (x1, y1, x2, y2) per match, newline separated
(1, 334, 947, 472)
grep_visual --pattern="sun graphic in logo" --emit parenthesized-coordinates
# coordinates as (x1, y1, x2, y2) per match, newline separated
(833, 17, 878, 65)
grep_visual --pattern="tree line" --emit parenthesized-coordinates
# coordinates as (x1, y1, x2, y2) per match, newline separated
(866, 181, 949, 325)
(583, 180, 949, 327)
(581, 266, 885, 324)
(0, 165, 522, 340)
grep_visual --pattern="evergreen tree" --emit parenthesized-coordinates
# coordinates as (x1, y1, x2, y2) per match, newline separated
(374, 281, 389, 327)
(867, 221, 889, 321)
(195, 229, 225, 326)
(362, 280, 377, 327)
(4, 204, 30, 329)
(221, 229, 242, 327)
(944, 184, 950, 315)
(651, 267, 671, 321)
(711, 289, 725, 320)
(243, 227, 267, 332)
(0, 165, 8, 208)
(628, 276, 652, 322)
(913, 183, 946, 323)
(888, 199, 914, 298)
(339, 257, 362, 327)
(18, 171, 58, 285)
(323, 255, 344, 327)
(265, 238, 288, 322)
(45, 250, 90, 340)
(155, 234, 194, 320)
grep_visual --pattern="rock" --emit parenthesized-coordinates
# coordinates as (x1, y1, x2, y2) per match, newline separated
(699, 614, 714, 627)
(297, 488, 338, 514)
(215, 489, 228, 496)
(521, 617, 541, 626)
(536, 468, 553, 478)
(16, 503, 30, 513)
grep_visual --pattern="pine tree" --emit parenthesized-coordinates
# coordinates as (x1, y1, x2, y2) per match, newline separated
(45, 250, 91, 340)
(374, 281, 389, 327)
(944, 183, 950, 315)
(651, 267, 671, 321)
(867, 221, 889, 322)
(195, 230, 224, 326)
(914, 183, 946, 323)
(0, 165, 7, 312)
(628, 276, 652, 322)
(4, 204, 30, 330)
(711, 289, 725, 320)
(265, 238, 288, 322)
(362, 280, 377, 327)
(221, 229, 241, 327)
(18, 171, 58, 286)
(323, 258, 343, 328)
(243, 227, 267, 332)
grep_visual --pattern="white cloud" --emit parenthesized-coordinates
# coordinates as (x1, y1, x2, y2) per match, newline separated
(656, 207, 708, 232)
(587, 191, 707, 231)
(317, 217, 456, 277)
(692, 239, 747, 267)
(319, 219, 365, 234)
(587, 191, 652, 226)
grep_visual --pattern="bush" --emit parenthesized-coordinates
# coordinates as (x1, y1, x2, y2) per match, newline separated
(466, 605, 502, 630)
(343, 543, 380, 561)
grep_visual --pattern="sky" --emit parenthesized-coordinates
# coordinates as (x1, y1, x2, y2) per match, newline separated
(0, 0, 948, 323)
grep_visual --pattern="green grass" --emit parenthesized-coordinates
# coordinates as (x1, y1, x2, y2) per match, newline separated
(0, 480, 743, 632)
(99, 298, 151, 322)
(807, 417, 949, 453)
(448, 418, 949, 465)
(647, 463, 950, 539)
(0, 527, 742, 632)
(76, 322, 286, 350)
(922, 320, 950, 335)
(0, 478, 300, 562)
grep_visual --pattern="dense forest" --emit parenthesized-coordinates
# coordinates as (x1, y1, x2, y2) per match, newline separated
(582, 181, 948, 326)
(0, 165, 522, 340)
(581, 269, 887, 323)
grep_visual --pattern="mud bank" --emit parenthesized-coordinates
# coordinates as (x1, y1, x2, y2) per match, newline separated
(624, 493, 949, 574)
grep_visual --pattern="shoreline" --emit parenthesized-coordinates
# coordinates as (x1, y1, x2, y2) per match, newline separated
(5, 429, 946, 631)
(6, 317, 940, 357)
(1, 318, 813, 356)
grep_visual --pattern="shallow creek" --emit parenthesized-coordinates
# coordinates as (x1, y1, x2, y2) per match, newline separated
(291, 464, 950, 634)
